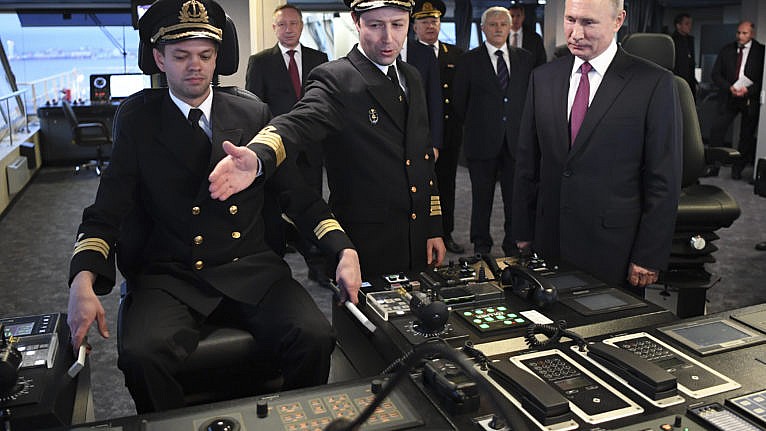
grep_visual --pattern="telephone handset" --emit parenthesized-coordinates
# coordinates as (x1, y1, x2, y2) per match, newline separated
(587, 341, 677, 401)
(487, 359, 572, 425)
(503, 263, 558, 307)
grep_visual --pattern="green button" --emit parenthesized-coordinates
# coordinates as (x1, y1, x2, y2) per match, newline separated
(515, 318, 525, 323)
(463, 311, 472, 316)
(498, 306, 507, 311)
(473, 319, 482, 324)
(486, 308, 495, 313)
(503, 320, 512, 325)
(475, 309, 484, 314)
(508, 313, 517, 318)
(485, 317, 495, 322)
(480, 324, 490, 329)
(496, 314, 506, 320)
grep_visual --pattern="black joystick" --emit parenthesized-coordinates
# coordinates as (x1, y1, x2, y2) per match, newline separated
(204, 418, 239, 431)
(409, 291, 449, 333)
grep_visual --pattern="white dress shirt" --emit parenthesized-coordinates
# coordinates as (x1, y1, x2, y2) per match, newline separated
(567, 39, 618, 120)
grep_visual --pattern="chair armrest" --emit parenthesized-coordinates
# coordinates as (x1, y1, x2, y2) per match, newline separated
(705, 146, 741, 166)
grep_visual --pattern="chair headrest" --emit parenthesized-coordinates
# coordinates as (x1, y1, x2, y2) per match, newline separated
(138, 14, 239, 76)
(621, 33, 675, 71)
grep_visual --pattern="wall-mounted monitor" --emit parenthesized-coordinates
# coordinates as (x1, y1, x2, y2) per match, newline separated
(109, 73, 151, 100)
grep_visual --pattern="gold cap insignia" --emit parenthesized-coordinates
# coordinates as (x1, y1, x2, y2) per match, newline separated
(179, 0, 209, 24)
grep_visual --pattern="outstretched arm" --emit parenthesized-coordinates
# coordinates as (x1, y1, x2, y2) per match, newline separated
(209, 141, 260, 201)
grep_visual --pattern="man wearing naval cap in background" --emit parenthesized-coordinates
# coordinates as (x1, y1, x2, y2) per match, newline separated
(66, 0, 361, 413)
(208, 0, 446, 279)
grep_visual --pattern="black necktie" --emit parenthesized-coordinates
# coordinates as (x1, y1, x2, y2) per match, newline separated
(496, 49, 509, 91)
(387, 65, 406, 103)
(188, 108, 211, 171)
(736, 44, 744, 77)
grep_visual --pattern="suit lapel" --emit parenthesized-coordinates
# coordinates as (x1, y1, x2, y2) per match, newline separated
(348, 47, 406, 132)
(570, 49, 632, 151)
(479, 44, 504, 93)
(553, 56, 574, 154)
(210, 93, 244, 165)
(157, 94, 202, 175)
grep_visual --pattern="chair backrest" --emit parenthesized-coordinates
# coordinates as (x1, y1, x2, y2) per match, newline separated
(138, 14, 239, 77)
(622, 32, 706, 187)
(61, 99, 79, 130)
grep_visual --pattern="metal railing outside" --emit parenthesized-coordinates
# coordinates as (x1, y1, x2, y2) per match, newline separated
(0, 88, 29, 148)
(17, 68, 80, 114)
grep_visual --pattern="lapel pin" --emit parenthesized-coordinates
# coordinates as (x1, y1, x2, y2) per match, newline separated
(368, 108, 379, 125)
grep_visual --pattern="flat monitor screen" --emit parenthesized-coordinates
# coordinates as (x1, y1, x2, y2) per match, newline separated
(659, 318, 766, 355)
(672, 321, 752, 347)
(571, 292, 629, 310)
(109, 74, 151, 100)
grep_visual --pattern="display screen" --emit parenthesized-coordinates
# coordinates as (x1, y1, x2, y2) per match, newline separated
(572, 292, 628, 310)
(3, 322, 34, 337)
(554, 375, 590, 391)
(109, 74, 151, 99)
(672, 321, 752, 347)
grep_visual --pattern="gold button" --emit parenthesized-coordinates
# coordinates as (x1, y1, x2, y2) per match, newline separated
(232, 257, 239, 262)
(444, 114, 449, 119)
(411, 213, 417, 220)
(398, 95, 404, 102)
(194, 260, 204, 270)
(231, 231, 241, 239)
(406, 159, 411, 166)
(429, 180, 434, 186)
(229, 205, 238, 215)
(192, 206, 201, 216)
(410, 186, 417, 193)
(193, 235, 203, 245)
(444, 98, 450, 104)
(443, 83, 448, 89)
(424, 153, 430, 160)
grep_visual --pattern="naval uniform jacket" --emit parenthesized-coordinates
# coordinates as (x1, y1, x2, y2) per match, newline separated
(437, 41, 464, 153)
(69, 87, 353, 314)
(512, 49, 682, 285)
(252, 46, 442, 278)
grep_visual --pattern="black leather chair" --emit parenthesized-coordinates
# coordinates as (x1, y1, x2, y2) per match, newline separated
(115, 15, 283, 407)
(622, 33, 741, 317)
(61, 99, 111, 176)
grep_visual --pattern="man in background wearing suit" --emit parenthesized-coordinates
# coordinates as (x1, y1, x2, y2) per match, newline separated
(508, 4, 547, 68)
(454, 6, 533, 256)
(512, 0, 681, 292)
(400, 33, 443, 153)
(710, 20, 764, 180)
(245, 4, 329, 281)
(209, 0, 446, 279)
(412, 0, 465, 254)
(671, 13, 697, 99)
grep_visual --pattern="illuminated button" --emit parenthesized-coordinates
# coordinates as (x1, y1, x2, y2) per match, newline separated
(410, 186, 417, 193)
(479, 324, 490, 329)
(229, 205, 238, 215)
(231, 231, 241, 239)
(504, 320, 513, 325)
(487, 308, 495, 313)
(411, 213, 417, 220)
(515, 318, 525, 323)
(424, 153, 430, 160)
(484, 317, 495, 322)
(475, 309, 484, 314)
(463, 311, 472, 316)
(474, 319, 482, 324)
(193, 235, 203, 245)
(194, 260, 204, 270)
(406, 159, 411, 166)
(192, 206, 201, 215)
(498, 306, 507, 311)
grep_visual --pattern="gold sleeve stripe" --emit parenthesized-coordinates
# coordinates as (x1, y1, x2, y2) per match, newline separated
(73, 238, 110, 260)
(249, 125, 286, 167)
(430, 195, 442, 216)
(314, 219, 345, 239)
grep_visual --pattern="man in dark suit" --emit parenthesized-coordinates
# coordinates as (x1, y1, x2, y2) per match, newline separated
(710, 20, 764, 180)
(210, 0, 446, 279)
(508, 4, 547, 67)
(512, 0, 682, 292)
(66, 0, 361, 413)
(245, 4, 329, 280)
(453, 6, 534, 256)
(411, 0, 464, 253)
(671, 13, 697, 98)
(402, 37, 443, 152)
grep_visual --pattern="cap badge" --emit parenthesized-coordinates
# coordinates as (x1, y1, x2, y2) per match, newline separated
(179, 0, 209, 24)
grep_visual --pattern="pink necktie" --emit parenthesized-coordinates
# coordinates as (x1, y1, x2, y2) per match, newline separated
(287, 50, 301, 98)
(570, 62, 592, 145)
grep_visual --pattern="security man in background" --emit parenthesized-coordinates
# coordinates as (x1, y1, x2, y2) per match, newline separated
(209, 0, 446, 279)
(412, 0, 465, 254)
(67, 0, 361, 413)
(245, 4, 330, 284)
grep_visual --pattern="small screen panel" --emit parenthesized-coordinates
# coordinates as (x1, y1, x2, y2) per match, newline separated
(109, 74, 151, 100)
(4, 322, 34, 337)
(548, 274, 590, 290)
(560, 287, 646, 316)
(659, 318, 766, 356)
(572, 292, 629, 310)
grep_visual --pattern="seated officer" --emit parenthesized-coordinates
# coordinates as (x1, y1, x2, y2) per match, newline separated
(66, 0, 361, 413)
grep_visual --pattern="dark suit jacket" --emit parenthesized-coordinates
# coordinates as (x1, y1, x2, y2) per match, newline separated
(437, 41, 464, 151)
(406, 39, 443, 149)
(712, 39, 765, 107)
(265, 46, 442, 277)
(521, 28, 547, 67)
(671, 31, 697, 95)
(453, 43, 534, 160)
(69, 87, 352, 314)
(245, 44, 328, 116)
(512, 49, 682, 285)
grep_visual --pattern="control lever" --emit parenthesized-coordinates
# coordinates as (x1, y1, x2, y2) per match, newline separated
(0, 324, 21, 395)
(330, 282, 376, 333)
(396, 288, 449, 333)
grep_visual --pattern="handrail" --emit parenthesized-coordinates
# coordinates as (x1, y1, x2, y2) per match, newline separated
(0, 87, 29, 148)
